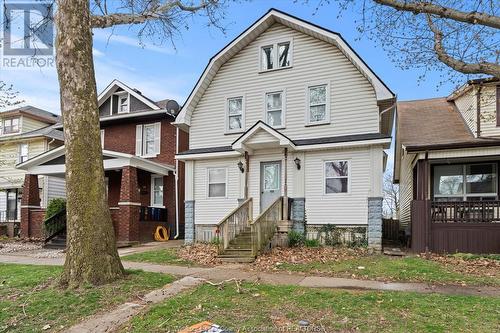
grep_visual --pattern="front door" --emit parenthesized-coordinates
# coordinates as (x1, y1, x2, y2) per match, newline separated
(260, 161, 281, 212)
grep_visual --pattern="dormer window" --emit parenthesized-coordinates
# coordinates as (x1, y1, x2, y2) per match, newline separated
(2, 117, 20, 134)
(118, 95, 129, 113)
(260, 40, 292, 72)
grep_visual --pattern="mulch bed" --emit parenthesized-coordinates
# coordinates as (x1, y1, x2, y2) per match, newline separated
(425, 253, 500, 279)
(176, 243, 222, 266)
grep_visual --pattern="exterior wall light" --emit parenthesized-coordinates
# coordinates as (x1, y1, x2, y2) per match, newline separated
(237, 161, 245, 173)
(294, 157, 301, 170)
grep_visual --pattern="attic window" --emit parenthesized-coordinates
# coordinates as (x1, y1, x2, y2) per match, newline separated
(2, 117, 20, 134)
(118, 95, 129, 113)
(260, 40, 292, 72)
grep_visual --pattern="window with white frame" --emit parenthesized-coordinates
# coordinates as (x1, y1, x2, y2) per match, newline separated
(18, 143, 28, 163)
(135, 122, 160, 157)
(2, 117, 20, 134)
(151, 175, 164, 207)
(207, 168, 227, 198)
(226, 97, 244, 132)
(325, 161, 349, 194)
(308, 84, 329, 124)
(433, 163, 497, 201)
(265, 91, 284, 127)
(100, 129, 105, 148)
(118, 95, 129, 113)
(260, 40, 291, 71)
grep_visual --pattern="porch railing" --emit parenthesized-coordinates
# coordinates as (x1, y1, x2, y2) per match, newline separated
(43, 209, 66, 243)
(0, 210, 18, 222)
(216, 198, 253, 254)
(139, 206, 167, 222)
(431, 200, 500, 223)
(250, 196, 282, 257)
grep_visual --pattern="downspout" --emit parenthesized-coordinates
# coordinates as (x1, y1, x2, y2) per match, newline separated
(173, 127, 180, 239)
(476, 84, 482, 137)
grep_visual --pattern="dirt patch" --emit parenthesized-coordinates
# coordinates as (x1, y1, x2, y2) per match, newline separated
(251, 246, 369, 271)
(177, 243, 222, 266)
(426, 253, 500, 279)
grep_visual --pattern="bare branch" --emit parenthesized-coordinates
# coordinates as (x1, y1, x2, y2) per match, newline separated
(90, 0, 214, 28)
(426, 14, 500, 77)
(374, 0, 500, 29)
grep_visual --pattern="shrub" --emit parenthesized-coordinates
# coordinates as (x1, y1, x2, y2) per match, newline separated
(45, 198, 66, 220)
(288, 230, 305, 247)
(304, 238, 320, 248)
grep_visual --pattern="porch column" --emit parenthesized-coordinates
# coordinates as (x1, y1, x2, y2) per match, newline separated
(20, 174, 41, 238)
(283, 148, 288, 221)
(118, 166, 140, 242)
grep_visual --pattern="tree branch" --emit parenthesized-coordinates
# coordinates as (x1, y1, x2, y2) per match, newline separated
(426, 14, 500, 77)
(374, 0, 500, 29)
(90, 0, 214, 28)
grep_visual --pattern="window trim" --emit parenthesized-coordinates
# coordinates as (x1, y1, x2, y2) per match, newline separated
(116, 92, 130, 114)
(2, 117, 21, 135)
(432, 162, 498, 200)
(258, 38, 293, 73)
(206, 167, 228, 199)
(225, 95, 246, 134)
(324, 160, 351, 195)
(142, 123, 157, 157)
(263, 89, 286, 129)
(150, 175, 165, 208)
(18, 142, 29, 163)
(100, 129, 105, 148)
(306, 82, 331, 126)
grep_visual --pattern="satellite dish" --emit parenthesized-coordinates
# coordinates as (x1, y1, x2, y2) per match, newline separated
(166, 100, 180, 115)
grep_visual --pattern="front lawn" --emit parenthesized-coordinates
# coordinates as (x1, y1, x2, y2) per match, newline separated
(121, 248, 195, 266)
(121, 282, 500, 333)
(253, 247, 500, 287)
(0, 263, 174, 332)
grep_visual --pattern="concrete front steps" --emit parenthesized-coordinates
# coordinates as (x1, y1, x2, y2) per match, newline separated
(218, 227, 256, 263)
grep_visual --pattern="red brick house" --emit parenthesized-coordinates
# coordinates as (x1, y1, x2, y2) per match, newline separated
(17, 80, 188, 244)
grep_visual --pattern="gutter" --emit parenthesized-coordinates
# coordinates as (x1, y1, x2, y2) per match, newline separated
(174, 127, 180, 239)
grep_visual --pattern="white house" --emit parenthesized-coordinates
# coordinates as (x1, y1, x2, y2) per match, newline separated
(175, 9, 395, 254)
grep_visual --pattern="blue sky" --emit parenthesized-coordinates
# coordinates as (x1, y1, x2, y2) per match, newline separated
(2, 0, 459, 113)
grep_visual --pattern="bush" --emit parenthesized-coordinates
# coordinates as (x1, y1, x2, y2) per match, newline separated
(45, 198, 66, 220)
(304, 238, 320, 248)
(288, 230, 305, 247)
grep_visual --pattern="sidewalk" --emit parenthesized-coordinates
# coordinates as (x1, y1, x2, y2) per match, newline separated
(0, 254, 498, 297)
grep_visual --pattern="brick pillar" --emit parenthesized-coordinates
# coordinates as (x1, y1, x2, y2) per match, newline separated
(20, 174, 41, 238)
(118, 166, 140, 242)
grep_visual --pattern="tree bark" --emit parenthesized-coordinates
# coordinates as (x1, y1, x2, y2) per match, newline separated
(55, 0, 124, 286)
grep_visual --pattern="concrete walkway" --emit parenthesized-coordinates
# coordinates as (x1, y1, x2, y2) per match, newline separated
(0, 254, 498, 297)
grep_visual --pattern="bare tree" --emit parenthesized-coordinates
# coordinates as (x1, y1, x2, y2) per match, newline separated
(50, 0, 226, 287)
(0, 81, 22, 109)
(323, 0, 499, 82)
(383, 172, 399, 219)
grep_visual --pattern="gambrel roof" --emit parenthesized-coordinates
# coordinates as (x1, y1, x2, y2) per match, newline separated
(174, 8, 394, 130)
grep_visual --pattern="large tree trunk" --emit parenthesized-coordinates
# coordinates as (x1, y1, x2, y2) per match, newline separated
(55, 0, 124, 286)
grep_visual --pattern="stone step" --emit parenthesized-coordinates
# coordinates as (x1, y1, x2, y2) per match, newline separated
(219, 256, 255, 263)
(222, 249, 252, 255)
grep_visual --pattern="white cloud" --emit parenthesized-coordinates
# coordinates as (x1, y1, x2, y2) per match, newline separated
(93, 30, 176, 55)
(92, 48, 105, 57)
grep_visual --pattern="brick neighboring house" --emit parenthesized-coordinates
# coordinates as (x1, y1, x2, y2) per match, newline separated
(17, 80, 187, 244)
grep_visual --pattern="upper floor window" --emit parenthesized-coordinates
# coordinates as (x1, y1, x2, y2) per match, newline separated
(226, 96, 244, 133)
(2, 117, 20, 134)
(135, 122, 160, 157)
(207, 168, 227, 198)
(307, 84, 330, 125)
(265, 91, 285, 128)
(118, 95, 129, 113)
(325, 161, 349, 194)
(18, 143, 28, 163)
(260, 40, 292, 72)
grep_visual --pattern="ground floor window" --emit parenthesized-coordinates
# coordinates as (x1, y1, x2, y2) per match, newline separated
(324, 160, 349, 194)
(433, 163, 497, 201)
(151, 175, 164, 207)
(207, 168, 227, 198)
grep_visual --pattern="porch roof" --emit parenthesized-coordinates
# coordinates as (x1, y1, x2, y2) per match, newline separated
(16, 145, 174, 177)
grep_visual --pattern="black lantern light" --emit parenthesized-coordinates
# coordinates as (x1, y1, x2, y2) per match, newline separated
(294, 157, 301, 170)
(237, 161, 245, 173)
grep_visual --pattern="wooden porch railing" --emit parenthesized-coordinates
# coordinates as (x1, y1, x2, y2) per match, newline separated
(216, 198, 253, 254)
(431, 200, 500, 223)
(250, 196, 282, 257)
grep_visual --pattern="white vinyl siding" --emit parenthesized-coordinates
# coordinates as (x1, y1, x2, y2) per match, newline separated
(454, 88, 477, 136)
(21, 116, 49, 133)
(304, 148, 373, 225)
(135, 122, 161, 157)
(189, 23, 379, 150)
(47, 177, 66, 202)
(193, 158, 242, 224)
(398, 152, 416, 228)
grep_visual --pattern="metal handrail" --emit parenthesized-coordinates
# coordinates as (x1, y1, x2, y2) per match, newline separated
(250, 196, 282, 257)
(216, 198, 253, 254)
(43, 209, 66, 243)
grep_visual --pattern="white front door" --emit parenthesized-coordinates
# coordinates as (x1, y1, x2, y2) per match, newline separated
(260, 161, 281, 212)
